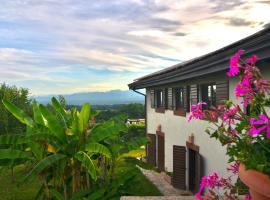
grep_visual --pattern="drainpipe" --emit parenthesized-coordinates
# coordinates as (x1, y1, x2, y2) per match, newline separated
(131, 89, 147, 136)
(132, 88, 148, 163)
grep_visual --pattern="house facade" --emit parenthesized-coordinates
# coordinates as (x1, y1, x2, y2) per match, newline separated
(128, 27, 270, 193)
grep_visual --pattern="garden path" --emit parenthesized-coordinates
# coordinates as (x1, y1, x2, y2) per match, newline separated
(138, 167, 192, 196)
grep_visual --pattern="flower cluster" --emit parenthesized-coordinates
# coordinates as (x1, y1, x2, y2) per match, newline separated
(188, 50, 270, 199)
(196, 163, 251, 200)
(195, 171, 237, 200)
(250, 114, 270, 139)
(188, 102, 206, 122)
(227, 50, 244, 77)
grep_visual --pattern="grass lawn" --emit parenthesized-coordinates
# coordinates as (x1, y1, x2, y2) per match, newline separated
(116, 159, 162, 197)
(0, 159, 162, 200)
(0, 165, 41, 200)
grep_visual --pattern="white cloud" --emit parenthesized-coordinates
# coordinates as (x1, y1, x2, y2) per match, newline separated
(0, 0, 269, 95)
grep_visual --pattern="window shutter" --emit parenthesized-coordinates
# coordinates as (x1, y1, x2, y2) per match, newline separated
(183, 87, 187, 112)
(172, 88, 176, 110)
(162, 88, 166, 108)
(172, 145, 186, 190)
(190, 84, 198, 105)
(167, 88, 173, 110)
(216, 81, 229, 105)
(150, 89, 155, 108)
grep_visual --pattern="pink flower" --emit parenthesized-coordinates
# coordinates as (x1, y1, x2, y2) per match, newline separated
(235, 74, 254, 106)
(227, 50, 244, 77)
(195, 172, 223, 200)
(223, 105, 240, 125)
(244, 194, 252, 200)
(188, 102, 207, 122)
(246, 55, 257, 65)
(227, 162, 240, 174)
(249, 114, 270, 139)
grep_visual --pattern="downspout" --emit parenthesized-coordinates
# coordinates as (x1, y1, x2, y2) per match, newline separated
(131, 89, 147, 137)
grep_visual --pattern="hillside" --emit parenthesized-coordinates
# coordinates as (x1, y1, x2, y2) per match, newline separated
(34, 90, 145, 105)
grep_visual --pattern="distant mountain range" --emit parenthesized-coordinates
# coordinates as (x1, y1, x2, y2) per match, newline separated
(34, 90, 145, 105)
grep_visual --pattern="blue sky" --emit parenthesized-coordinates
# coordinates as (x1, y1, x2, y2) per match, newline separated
(0, 0, 270, 95)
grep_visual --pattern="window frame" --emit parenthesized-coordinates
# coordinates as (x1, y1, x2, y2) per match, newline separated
(155, 89, 165, 113)
(200, 83, 217, 110)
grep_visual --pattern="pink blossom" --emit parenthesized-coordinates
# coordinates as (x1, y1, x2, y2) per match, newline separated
(195, 172, 224, 200)
(249, 114, 270, 139)
(246, 55, 257, 65)
(223, 105, 240, 125)
(227, 50, 244, 77)
(244, 194, 252, 200)
(188, 102, 207, 122)
(227, 162, 240, 174)
(235, 74, 254, 106)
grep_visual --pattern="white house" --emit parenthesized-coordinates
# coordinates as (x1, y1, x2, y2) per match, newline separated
(128, 27, 270, 193)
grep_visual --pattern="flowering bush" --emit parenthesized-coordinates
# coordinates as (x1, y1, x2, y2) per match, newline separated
(189, 50, 270, 198)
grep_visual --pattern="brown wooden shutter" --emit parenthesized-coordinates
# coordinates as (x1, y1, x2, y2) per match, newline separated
(147, 134, 156, 166)
(190, 84, 198, 105)
(183, 87, 187, 112)
(150, 89, 155, 108)
(172, 145, 186, 190)
(167, 88, 173, 110)
(172, 88, 176, 110)
(186, 86, 191, 112)
(157, 134, 165, 171)
(162, 88, 166, 108)
(216, 81, 229, 105)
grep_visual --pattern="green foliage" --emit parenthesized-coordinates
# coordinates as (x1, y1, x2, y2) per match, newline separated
(0, 83, 31, 135)
(95, 103, 145, 122)
(0, 97, 150, 199)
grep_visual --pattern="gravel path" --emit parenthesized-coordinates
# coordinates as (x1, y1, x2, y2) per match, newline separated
(139, 168, 190, 196)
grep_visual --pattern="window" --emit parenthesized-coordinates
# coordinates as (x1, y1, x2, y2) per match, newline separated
(156, 89, 164, 108)
(201, 83, 216, 110)
(175, 88, 185, 110)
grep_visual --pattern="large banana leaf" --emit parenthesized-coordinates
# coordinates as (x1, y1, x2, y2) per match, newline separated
(39, 105, 66, 143)
(88, 119, 126, 142)
(0, 134, 27, 145)
(20, 154, 66, 184)
(125, 137, 149, 151)
(32, 102, 45, 125)
(28, 142, 43, 161)
(79, 103, 90, 133)
(71, 110, 80, 136)
(0, 149, 32, 159)
(2, 99, 34, 127)
(51, 97, 68, 125)
(50, 188, 64, 200)
(85, 143, 112, 158)
(75, 151, 97, 181)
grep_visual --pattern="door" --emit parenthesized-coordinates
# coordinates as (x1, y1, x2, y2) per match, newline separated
(147, 134, 156, 166)
(172, 145, 186, 190)
(157, 134, 165, 171)
(188, 148, 201, 193)
(188, 149, 196, 192)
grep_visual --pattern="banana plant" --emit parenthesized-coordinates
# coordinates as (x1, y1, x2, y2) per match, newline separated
(1, 98, 115, 200)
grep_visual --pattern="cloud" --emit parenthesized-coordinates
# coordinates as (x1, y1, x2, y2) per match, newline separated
(0, 0, 269, 95)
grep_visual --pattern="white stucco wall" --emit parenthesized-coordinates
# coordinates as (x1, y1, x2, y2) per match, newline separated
(146, 89, 229, 177)
(146, 64, 270, 183)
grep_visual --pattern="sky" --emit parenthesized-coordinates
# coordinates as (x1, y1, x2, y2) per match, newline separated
(0, 0, 270, 96)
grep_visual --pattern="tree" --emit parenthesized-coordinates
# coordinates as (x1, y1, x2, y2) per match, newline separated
(0, 97, 149, 199)
(119, 103, 145, 119)
(0, 83, 31, 135)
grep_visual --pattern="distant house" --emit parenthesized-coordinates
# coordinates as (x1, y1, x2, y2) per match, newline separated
(128, 27, 270, 193)
(126, 119, 145, 125)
